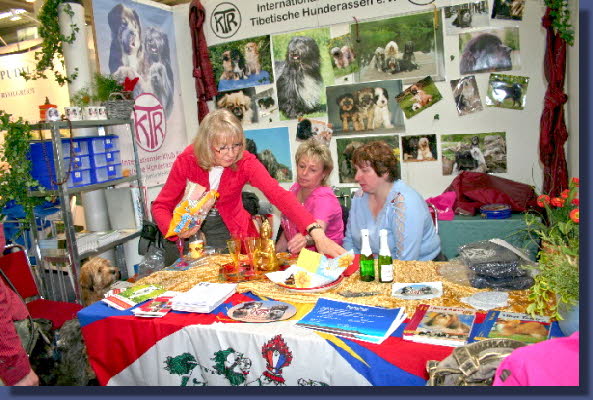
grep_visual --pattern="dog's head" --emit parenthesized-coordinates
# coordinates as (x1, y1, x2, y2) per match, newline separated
(80, 257, 120, 295)
(330, 46, 342, 58)
(374, 87, 389, 108)
(404, 41, 414, 55)
(385, 41, 399, 57)
(418, 137, 430, 149)
(108, 4, 141, 56)
(337, 93, 355, 112)
(296, 118, 314, 141)
(230, 48, 245, 73)
(285, 36, 321, 71)
(355, 88, 375, 109)
(425, 312, 459, 329)
(471, 135, 480, 146)
(386, 56, 400, 73)
(257, 96, 275, 110)
(222, 50, 234, 72)
(217, 91, 252, 121)
(453, 9, 472, 28)
(144, 26, 170, 63)
(244, 41, 259, 57)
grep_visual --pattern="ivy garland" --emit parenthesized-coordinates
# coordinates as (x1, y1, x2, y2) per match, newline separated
(544, 0, 575, 46)
(20, 0, 79, 86)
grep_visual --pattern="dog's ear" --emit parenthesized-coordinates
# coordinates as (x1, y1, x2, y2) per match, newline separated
(132, 8, 142, 38)
(108, 4, 124, 31)
(217, 94, 228, 108)
(160, 32, 171, 61)
(79, 264, 93, 291)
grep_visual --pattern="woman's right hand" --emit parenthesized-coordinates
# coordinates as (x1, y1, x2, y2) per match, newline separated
(309, 229, 346, 258)
(177, 226, 200, 239)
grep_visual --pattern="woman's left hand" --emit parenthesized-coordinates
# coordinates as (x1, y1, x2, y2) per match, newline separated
(287, 233, 308, 254)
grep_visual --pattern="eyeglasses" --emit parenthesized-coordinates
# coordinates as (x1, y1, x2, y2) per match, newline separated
(214, 142, 243, 154)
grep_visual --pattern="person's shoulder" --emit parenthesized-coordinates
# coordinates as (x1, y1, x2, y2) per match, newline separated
(176, 145, 197, 162)
(237, 151, 258, 167)
(312, 186, 337, 199)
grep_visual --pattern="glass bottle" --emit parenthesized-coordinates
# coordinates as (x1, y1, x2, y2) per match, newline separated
(378, 229, 394, 283)
(359, 229, 375, 282)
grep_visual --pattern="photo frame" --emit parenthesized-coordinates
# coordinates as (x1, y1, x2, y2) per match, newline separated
(459, 28, 520, 75)
(402, 134, 437, 162)
(244, 127, 293, 182)
(443, 1, 490, 35)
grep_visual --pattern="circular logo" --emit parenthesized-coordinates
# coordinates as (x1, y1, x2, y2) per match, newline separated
(133, 93, 166, 152)
(210, 2, 241, 39)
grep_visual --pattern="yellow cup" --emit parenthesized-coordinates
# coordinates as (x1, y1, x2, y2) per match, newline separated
(189, 239, 204, 258)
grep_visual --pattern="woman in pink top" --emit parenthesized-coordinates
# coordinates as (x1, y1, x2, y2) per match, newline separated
(276, 140, 344, 254)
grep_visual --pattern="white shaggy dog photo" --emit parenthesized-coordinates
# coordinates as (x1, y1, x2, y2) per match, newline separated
(372, 87, 393, 129)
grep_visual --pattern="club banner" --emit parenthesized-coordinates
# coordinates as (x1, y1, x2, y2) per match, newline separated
(92, 0, 188, 187)
(203, 0, 446, 45)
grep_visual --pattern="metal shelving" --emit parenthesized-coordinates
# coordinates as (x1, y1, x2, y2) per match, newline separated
(28, 119, 147, 304)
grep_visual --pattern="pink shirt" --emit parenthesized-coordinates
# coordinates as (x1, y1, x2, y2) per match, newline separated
(493, 332, 579, 386)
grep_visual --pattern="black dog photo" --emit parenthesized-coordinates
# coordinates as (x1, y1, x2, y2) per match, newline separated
(441, 132, 507, 175)
(485, 73, 529, 110)
(491, 0, 525, 21)
(459, 28, 520, 75)
(443, 1, 489, 35)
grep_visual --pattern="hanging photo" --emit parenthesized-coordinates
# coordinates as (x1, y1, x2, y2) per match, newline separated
(491, 0, 526, 21)
(253, 85, 279, 123)
(443, 1, 490, 35)
(326, 80, 405, 135)
(459, 28, 520, 75)
(327, 33, 359, 79)
(215, 87, 258, 126)
(450, 75, 483, 116)
(336, 135, 400, 184)
(244, 127, 293, 182)
(296, 118, 333, 147)
(273, 27, 334, 120)
(351, 11, 445, 83)
(209, 35, 274, 93)
(402, 134, 438, 162)
(395, 76, 443, 119)
(485, 73, 529, 110)
(441, 132, 507, 175)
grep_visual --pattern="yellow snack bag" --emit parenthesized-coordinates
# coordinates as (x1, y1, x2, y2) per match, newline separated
(165, 182, 219, 238)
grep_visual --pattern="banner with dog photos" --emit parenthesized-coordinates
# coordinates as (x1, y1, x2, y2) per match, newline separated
(92, 0, 188, 187)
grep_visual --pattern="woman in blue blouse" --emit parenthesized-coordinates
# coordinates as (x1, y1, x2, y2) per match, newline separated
(342, 141, 444, 261)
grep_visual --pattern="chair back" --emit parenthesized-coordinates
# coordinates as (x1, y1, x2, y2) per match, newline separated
(427, 202, 439, 234)
(0, 244, 41, 301)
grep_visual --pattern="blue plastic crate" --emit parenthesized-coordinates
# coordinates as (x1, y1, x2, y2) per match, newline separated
(62, 139, 90, 156)
(92, 150, 121, 168)
(94, 163, 122, 183)
(64, 154, 92, 170)
(88, 135, 119, 154)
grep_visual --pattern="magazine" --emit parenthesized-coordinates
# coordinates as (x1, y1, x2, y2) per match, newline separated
(132, 291, 181, 318)
(403, 304, 479, 347)
(469, 311, 552, 344)
(296, 298, 406, 344)
(102, 284, 167, 310)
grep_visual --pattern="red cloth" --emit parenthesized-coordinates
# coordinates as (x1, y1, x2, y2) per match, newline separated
(0, 279, 31, 386)
(539, 8, 569, 197)
(26, 299, 82, 330)
(152, 146, 316, 240)
(189, 0, 217, 122)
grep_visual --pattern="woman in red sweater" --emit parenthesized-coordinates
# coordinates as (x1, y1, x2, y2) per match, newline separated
(152, 109, 345, 262)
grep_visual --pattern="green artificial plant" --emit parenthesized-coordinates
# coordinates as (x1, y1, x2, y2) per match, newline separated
(544, 0, 575, 46)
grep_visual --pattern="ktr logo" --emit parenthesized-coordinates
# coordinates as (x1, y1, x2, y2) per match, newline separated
(133, 93, 166, 152)
(211, 2, 241, 39)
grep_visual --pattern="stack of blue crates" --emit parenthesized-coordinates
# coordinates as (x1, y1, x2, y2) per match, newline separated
(28, 135, 123, 190)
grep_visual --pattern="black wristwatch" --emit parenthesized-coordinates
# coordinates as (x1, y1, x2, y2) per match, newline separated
(307, 223, 323, 235)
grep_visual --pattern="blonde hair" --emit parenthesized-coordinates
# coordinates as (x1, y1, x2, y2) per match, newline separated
(193, 109, 245, 170)
(295, 140, 333, 186)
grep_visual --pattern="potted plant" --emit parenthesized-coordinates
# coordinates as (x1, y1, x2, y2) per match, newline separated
(525, 177, 579, 324)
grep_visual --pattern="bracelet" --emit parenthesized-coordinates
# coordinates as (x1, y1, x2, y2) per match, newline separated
(307, 223, 323, 235)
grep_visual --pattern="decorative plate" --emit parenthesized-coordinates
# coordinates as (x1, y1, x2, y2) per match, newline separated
(227, 300, 296, 323)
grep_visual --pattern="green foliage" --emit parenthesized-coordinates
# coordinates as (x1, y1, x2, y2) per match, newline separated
(544, 0, 575, 46)
(0, 111, 48, 237)
(69, 87, 92, 107)
(92, 74, 124, 103)
(20, 0, 79, 86)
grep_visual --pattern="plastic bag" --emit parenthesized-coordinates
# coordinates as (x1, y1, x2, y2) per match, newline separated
(426, 191, 456, 221)
(137, 246, 165, 278)
(458, 240, 531, 278)
(165, 182, 219, 238)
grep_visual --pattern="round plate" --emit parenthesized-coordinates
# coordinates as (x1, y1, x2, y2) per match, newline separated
(275, 275, 344, 293)
(227, 301, 296, 323)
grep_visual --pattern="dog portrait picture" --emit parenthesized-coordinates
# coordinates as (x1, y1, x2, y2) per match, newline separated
(273, 28, 334, 120)
(489, 318, 551, 344)
(485, 73, 529, 110)
(350, 11, 445, 82)
(244, 127, 293, 182)
(326, 80, 405, 135)
(108, 3, 143, 76)
(336, 135, 400, 183)
(441, 132, 507, 175)
(491, 0, 525, 21)
(450, 75, 483, 116)
(209, 35, 273, 92)
(395, 76, 442, 119)
(459, 28, 520, 75)
(443, 1, 489, 35)
(253, 85, 279, 123)
(80, 257, 121, 307)
(215, 87, 258, 126)
(327, 33, 359, 80)
(402, 134, 437, 162)
(419, 311, 474, 339)
(296, 118, 333, 147)
(141, 26, 175, 117)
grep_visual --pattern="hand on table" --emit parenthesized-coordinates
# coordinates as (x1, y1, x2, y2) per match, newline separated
(287, 233, 308, 254)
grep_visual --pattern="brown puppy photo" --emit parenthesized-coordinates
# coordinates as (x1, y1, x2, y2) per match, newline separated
(354, 88, 376, 130)
(495, 320, 549, 339)
(244, 42, 261, 76)
(216, 91, 254, 124)
(80, 257, 121, 306)
(423, 312, 470, 335)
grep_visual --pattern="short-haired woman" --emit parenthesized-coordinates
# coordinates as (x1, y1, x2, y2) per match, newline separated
(342, 141, 443, 261)
(152, 109, 345, 265)
(276, 140, 343, 254)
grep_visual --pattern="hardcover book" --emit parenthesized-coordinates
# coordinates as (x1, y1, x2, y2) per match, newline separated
(132, 292, 180, 318)
(102, 284, 166, 310)
(469, 310, 552, 344)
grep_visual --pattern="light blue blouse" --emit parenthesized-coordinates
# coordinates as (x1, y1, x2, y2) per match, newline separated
(342, 180, 441, 261)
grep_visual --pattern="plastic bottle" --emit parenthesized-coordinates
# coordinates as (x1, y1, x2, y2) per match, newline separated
(359, 229, 375, 282)
(378, 229, 394, 283)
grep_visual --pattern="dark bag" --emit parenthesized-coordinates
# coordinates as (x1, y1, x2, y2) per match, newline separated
(138, 220, 163, 256)
(426, 338, 526, 386)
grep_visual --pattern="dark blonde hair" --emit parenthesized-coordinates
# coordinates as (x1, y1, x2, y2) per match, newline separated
(295, 140, 333, 186)
(193, 109, 245, 170)
(351, 141, 399, 182)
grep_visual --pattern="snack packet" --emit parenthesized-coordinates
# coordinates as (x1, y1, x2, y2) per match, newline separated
(165, 182, 219, 238)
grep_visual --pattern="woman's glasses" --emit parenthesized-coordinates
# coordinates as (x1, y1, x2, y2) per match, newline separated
(214, 142, 243, 154)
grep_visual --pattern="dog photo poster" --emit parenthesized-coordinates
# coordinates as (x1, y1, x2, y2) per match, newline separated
(350, 11, 445, 83)
(244, 127, 293, 182)
(209, 35, 274, 93)
(450, 75, 483, 116)
(491, 0, 525, 21)
(441, 132, 507, 176)
(396, 76, 443, 119)
(326, 80, 405, 135)
(459, 27, 521, 75)
(443, 1, 490, 35)
(215, 87, 258, 126)
(485, 73, 529, 110)
(327, 33, 358, 80)
(273, 27, 334, 120)
(253, 85, 279, 123)
(336, 135, 400, 184)
(402, 134, 437, 162)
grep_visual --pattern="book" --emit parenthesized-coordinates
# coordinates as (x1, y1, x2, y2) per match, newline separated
(170, 282, 237, 313)
(469, 311, 552, 344)
(296, 298, 406, 344)
(102, 284, 167, 310)
(132, 291, 180, 318)
(403, 304, 478, 347)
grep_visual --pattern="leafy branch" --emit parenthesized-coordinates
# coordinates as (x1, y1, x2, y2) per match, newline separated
(545, 0, 575, 46)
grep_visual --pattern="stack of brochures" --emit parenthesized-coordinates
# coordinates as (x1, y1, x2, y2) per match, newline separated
(132, 291, 180, 318)
(102, 284, 167, 310)
(296, 298, 406, 344)
(170, 282, 237, 313)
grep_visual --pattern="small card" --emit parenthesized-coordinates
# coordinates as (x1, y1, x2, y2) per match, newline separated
(392, 281, 443, 300)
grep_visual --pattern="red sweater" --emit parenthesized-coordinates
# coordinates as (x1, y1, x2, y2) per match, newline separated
(152, 146, 315, 240)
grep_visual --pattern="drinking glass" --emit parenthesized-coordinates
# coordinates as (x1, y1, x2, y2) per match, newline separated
(222, 239, 241, 282)
(242, 237, 261, 279)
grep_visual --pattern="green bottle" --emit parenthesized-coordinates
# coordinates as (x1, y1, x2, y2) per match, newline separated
(378, 229, 394, 283)
(359, 229, 375, 282)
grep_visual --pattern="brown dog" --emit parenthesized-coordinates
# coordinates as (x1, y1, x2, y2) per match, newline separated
(496, 320, 548, 339)
(216, 91, 254, 123)
(354, 88, 375, 130)
(424, 312, 470, 335)
(244, 42, 261, 76)
(80, 257, 121, 306)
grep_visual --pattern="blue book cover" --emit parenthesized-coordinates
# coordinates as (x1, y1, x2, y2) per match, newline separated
(469, 310, 553, 344)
